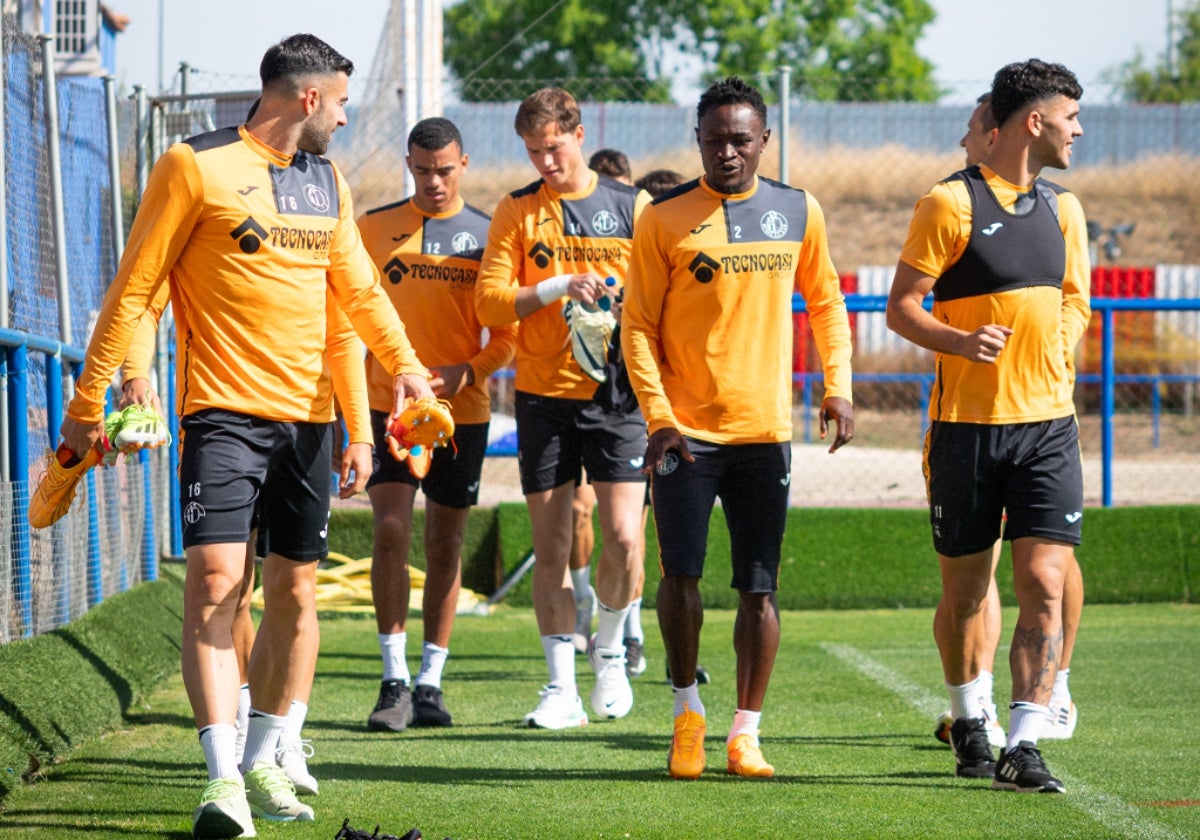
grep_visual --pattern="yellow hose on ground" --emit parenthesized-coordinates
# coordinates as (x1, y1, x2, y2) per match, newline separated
(251, 552, 489, 615)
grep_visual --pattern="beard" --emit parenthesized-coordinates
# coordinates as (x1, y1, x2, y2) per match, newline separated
(297, 119, 332, 156)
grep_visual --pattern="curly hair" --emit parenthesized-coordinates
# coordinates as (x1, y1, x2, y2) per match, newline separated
(990, 59, 1082, 128)
(696, 76, 767, 127)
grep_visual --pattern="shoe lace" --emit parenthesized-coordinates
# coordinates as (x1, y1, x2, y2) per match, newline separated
(675, 716, 703, 753)
(276, 737, 314, 761)
(200, 776, 243, 802)
(248, 763, 296, 796)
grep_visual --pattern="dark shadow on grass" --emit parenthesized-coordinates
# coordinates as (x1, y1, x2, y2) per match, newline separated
(0, 817, 188, 838)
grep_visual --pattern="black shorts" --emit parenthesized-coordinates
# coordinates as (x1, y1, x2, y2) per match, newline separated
(365, 410, 489, 509)
(924, 416, 1083, 558)
(651, 437, 790, 593)
(178, 408, 332, 560)
(514, 390, 647, 494)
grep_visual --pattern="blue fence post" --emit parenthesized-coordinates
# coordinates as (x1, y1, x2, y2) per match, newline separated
(1101, 307, 1115, 508)
(140, 448, 157, 581)
(7, 343, 32, 636)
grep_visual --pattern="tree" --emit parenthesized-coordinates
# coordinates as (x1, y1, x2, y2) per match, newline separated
(444, 0, 940, 102)
(1115, 3, 1200, 102)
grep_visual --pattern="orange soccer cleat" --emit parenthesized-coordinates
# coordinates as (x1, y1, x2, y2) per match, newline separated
(385, 397, 455, 480)
(28, 442, 106, 529)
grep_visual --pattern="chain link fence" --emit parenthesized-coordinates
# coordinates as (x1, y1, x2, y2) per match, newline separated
(3, 48, 1199, 637)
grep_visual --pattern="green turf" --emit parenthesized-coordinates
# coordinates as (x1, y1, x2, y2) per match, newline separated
(1, 603, 1197, 839)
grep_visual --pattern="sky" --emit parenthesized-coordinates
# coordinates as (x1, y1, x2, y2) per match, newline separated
(107, 0, 1174, 102)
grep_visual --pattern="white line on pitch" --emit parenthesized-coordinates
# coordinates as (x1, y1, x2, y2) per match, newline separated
(819, 643, 1187, 840)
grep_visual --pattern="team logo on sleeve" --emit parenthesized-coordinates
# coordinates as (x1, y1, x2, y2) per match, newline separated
(452, 231, 480, 254)
(230, 217, 268, 254)
(592, 209, 619, 236)
(303, 184, 331, 214)
(384, 257, 409, 284)
(760, 210, 789, 240)
(529, 242, 554, 268)
(688, 252, 720, 284)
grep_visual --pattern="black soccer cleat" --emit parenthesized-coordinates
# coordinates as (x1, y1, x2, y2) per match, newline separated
(367, 679, 413, 732)
(411, 684, 453, 727)
(949, 717, 998, 778)
(992, 741, 1065, 793)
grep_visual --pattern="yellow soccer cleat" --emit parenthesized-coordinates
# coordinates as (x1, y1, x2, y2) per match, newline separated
(385, 397, 455, 480)
(28, 443, 105, 529)
(726, 733, 775, 778)
(668, 705, 706, 780)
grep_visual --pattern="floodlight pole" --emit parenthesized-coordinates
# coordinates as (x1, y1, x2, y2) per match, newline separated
(778, 66, 791, 185)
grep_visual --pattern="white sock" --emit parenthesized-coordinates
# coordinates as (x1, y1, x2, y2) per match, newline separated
(379, 632, 410, 683)
(570, 566, 591, 600)
(728, 709, 762, 745)
(977, 669, 995, 713)
(198, 723, 240, 782)
(623, 597, 644, 641)
(240, 709, 287, 774)
(595, 601, 631, 652)
(417, 642, 450, 688)
(542, 634, 576, 695)
(281, 700, 307, 745)
(234, 684, 250, 764)
(1050, 668, 1071, 708)
(672, 681, 704, 718)
(1006, 702, 1049, 750)
(946, 675, 984, 720)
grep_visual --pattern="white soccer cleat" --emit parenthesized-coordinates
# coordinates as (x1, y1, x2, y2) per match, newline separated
(276, 736, 318, 796)
(588, 634, 634, 719)
(1041, 701, 1077, 740)
(524, 685, 589, 730)
(563, 300, 615, 383)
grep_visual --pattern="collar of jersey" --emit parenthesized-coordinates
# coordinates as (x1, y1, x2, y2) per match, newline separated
(700, 174, 758, 202)
(975, 163, 1036, 212)
(543, 169, 597, 200)
(238, 124, 293, 168)
(413, 195, 465, 220)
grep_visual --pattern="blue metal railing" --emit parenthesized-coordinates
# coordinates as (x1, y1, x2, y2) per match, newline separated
(4, 294, 1200, 633)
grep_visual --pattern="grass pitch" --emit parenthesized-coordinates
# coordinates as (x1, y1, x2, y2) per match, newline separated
(0, 604, 1197, 839)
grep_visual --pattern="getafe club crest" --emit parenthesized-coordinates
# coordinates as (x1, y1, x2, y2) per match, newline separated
(656, 451, 680, 476)
(760, 210, 788, 240)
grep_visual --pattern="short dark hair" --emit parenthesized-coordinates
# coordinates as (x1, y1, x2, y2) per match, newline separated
(515, 87, 581, 137)
(634, 168, 686, 199)
(697, 76, 768, 127)
(408, 117, 464, 154)
(260, 34, 354, 94)
(975, 92, 997, 133)
(588, 148, 631, 181)
(989, 59, 1082, 128)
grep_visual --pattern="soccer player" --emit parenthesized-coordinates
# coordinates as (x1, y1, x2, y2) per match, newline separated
(623, 77, 854, 780)
(117, 292, 372, 798)
(930, 94, 1084, 748)
(886, 59, 1089, 793)
(357, 117, 517, 732)
(476, 88, 651, 729)
(56, 34, 433, 837)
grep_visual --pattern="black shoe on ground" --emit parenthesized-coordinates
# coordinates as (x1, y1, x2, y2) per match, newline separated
(949, 717, 997, 778)
(992, 741, 1065, 793)
(411, 684, 453, 727)
(367, 679, 413, 732)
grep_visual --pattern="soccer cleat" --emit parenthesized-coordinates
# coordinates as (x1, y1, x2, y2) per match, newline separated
(104, 403, 171, 460)
(1041, 700, 1077, 740)
(524, 685, 589, 730)
(992, 741, 1065, 793)
(243, 761, 315, 821)
(726, 733, 775, 778)
(367, 679, 413, 732)
(562, 299, 616, 383)
(936, 708, 1005, 749)
(411, 684, 453, 727)
(27, 443, 105, 529)
(624, 636, 647, 678)
(668, 705, 706, 780)
(191, 776, 256, 839)
(335, 819, 419, 840)
(949, 717, 998, 779)
(588, 633, 634, 719)
(275, 736, 318, 796)
(573, 584, 597, 654)
(386, 397, 455, 479)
